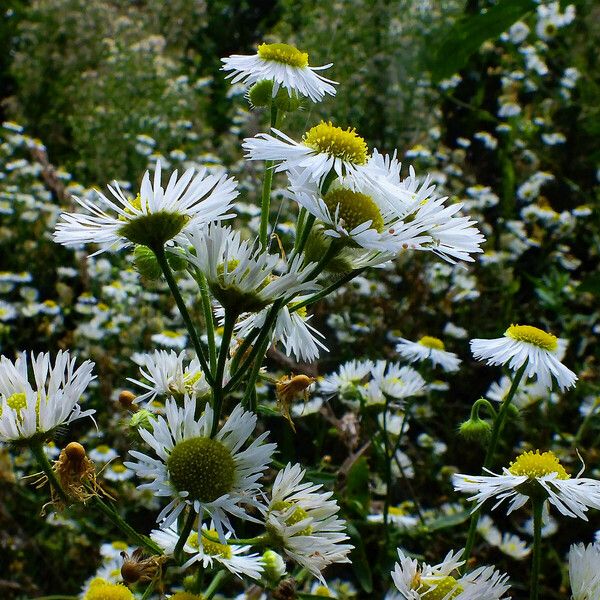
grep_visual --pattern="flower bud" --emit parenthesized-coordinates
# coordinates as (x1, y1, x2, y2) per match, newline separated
(133, 245, 161, 280)
(261, 549, 287, 584)
(274, 89, 301, 113)
(129, 409, 155, 431)
(248, 80, 274, 108)
(459, 416, 492, 445)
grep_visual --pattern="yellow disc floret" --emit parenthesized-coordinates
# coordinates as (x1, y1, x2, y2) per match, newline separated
(170, 593, 205, 600)
(257, 43, 309, 67)
(271, 500, 313, 535)
(418, 336, 445, 351)
(188, 530, 233, 559)
(167, 437, 235, 502)
(417, 576, 464, 600)
(6, 392, 27, 413)
(323, 188, 384, 233)
(84, 578, 134, 600)
(505, 324, 558, 351)
(303, 121, 368, 165)
(508, 450, 569, 480)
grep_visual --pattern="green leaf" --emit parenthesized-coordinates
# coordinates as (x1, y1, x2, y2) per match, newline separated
(347, 523, 373, 593)
(345, 456, 370, 514)
(428, 0, 536, 82)
(425, 510, 471, 532)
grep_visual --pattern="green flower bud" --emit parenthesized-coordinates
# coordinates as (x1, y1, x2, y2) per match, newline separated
(167, 248, 188, 271)
(248, 80, 274, 108)
(129, 409, 155, 432)
(133, 245, 162, 280)
(261, 549, 287, 584)
(459, 416, 492, 445)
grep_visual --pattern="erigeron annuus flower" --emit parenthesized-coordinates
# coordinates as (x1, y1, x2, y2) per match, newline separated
(396, 336, 461, 373)
(263, 462, 353, 582)
(151, 522, 264, 580)
(569, 542, 600, 600)
(319, 359, 374, 397)
(82, 578, 133, 600)
(221, 42, 337, 102)
(453, 450, 600, 520)
(128, 350, 210, 406)
(390, 548, 510, 600)
(470, 324, 577, 391)
(0, 351, 95, 443)
(125, 396, 276, 536)
(243, 121, 370, 186)
(361, 361, 426, 406)
(185, 224, 318, 313)
(54, 161, 237, 253)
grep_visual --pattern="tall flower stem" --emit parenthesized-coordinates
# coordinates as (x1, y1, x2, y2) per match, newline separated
(211, 309, 236, 436)
(204, 570, 228, 599)
(29, 441, 68, 503)
(174, 508, 196, 563)
(461, 362, 527, 569)
(154, 246, 214, 386)
(380, 395, 392, 551)
(530, 497, 544, 600)
(259, 104, 279, 250)
(197, 269, 217, 375)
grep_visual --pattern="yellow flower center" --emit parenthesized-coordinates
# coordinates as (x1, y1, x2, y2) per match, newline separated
(96, 444, 111, 454)
(389, 506, 408, 517)
(6, 392, 27, 413)
(170, 593, 206, 600)
(418, 336, 445, 351)
(417, 576, 464, 600)
(162, 330, 182, 339)
(508, 450, 569, 479)
(111, 463, 127, 474)
(188, 530, 232, 559)
(271, 500, 313, 535)
(313, 586, 334, 596)
(505, 324, 558, 351)
(303, 121, 368, 165)
(167, 437, 235, 502)
(323, 188, 384, 233)
(110, 541, 129, 551)
(257, 42, 308, 68)
(84, 578, 134, 600)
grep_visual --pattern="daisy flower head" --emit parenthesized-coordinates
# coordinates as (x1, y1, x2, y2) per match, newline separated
(185, 224, 318, 313)
(453, 450, 600, 520)
(391, 548, 510, 600)
(396, 336, 461, 373)
(263, 462, 353, 582)
(470, 324, 577, 391)
(0, 351, 95, 443)
(128, 350, 210, 406)
(124, 396, 276, 536)
(151, 522, 264, 580)
(221, 42, 337, 103)
(361, 361, 426, 406)
(54, 161, 237, 254)
(569, 542, 600, 600)
(82, 578, 133, 600)
(320, 359, 374, 400)
(243, 121, 369, 187)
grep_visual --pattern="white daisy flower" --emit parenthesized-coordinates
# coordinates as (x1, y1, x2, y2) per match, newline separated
(470, 324, 577, 391)
(390, 548, 510, 600)
(124, 396, 276, 536)
(151, 522, 264, 580)
(367, 505, 418, 529)
(453, 450, 600, 521)
(263, 462, 353, 582)
(0, 351, 95, 442)
(319, 360, 374, 397)
(88, 444, 119, 464)
(54, 161, 237, 253)
(103, 462, 135, 482)
(486, 375, 547, 409)
(243, 122, 370, 187)
(128, 350, 210, 406)
(151, 330, 188, 350)
(498, 532, 531, 560)
(100, 540, 134, 561)
(221, 42, 337, 102)
(569, 542, 600, 600)
(361, 361, 426, 406)
(185, 224, 318, 313)
(396, 336, 461, 373)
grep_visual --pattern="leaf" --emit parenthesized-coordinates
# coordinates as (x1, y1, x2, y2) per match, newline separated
(346, 523, 373, 593)
(424, 510, 471, 532)
(428, 0, 536, 82)
(345, 456, 370, 514)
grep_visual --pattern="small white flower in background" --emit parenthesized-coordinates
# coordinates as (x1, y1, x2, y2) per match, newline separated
(185, 224, 318, 314)
(396, 335, 461, 373)
(128, 350, 210, 405)
(470, 324, 577, 391)
(151, 330, 188, 350)
(54, 161, 237, 253)
(88, 444, 118, 464)
(569, 543, 600, 600)
(536, 1, 575, 40)
(498, 532, 531, 560)
(361, 361, 426, 406)
(221, 42, 337, 102)
(390, 548, 510, 599)
(367, 504, 418, 530)
(319, 359, 374, 397)
(125, 397, 276, 537)
(103, 462, 135, 482)
(486, 375, 547, 409)
(519, 502, 558, 539)
(263, 462, 353, 582)
(453, 450, 600, 520)
(0, 351, 95, 442)
(151, 521, 264, 580)
(100, 540, 134, 561)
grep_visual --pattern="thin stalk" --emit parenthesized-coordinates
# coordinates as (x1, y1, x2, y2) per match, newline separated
(204, 570, 228, 599)
(381, 396, 392, 551)
(154, 246, 213, 386)
(91, 495, 162, 555)
(294, 207, 307, 251)
(259, 105, 279, 250)
(174, 509, 196, 563)
(461, 362, 527, 569)
(211, 310, 236, 436)
(140, 580, 156, 600)
(201, 529, 268, 546)
(198, 270, 217, 375)
(241, 334, 271, 411)
(29, 441, 68, 503)
(530, 498, 544, 600)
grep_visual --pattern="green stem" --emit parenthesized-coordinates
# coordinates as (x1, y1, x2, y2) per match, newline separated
(198, 270, 217, 375)
(174, 508, 196, 563)
(241, 334, 270, 411)
(530, 498, 544, 600)
(154, 246, 213, 386)
(259, 105, 279, 250)
(470, 398, 497, 420)
(381, 396, 392, 551)
(29, 441, 68, 503)
(201, 529, 268, 546)
(462, 362, 527, 569)
(211, 310, 236, 436)
(140, 579, 156, 600)
(204, 569, 228, 599)
(91, 495, 162, 555)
